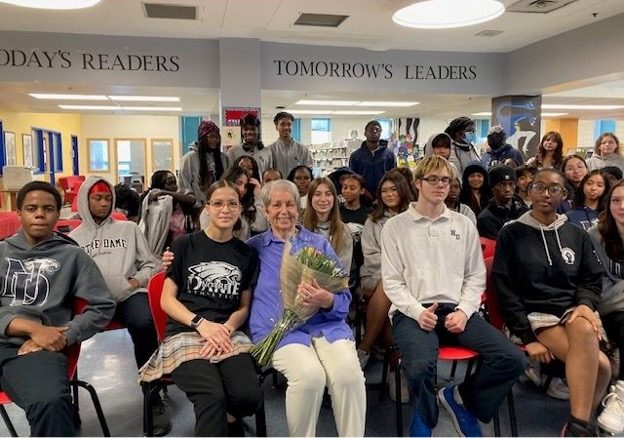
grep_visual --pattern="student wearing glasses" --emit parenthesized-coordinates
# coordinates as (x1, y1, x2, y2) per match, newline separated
(381, 156, 525, 437)
(493, 169, 611, 436)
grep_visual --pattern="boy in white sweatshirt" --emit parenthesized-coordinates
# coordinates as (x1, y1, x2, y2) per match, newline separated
(381, 156, 525, 437)
(70, 177, 170, 435)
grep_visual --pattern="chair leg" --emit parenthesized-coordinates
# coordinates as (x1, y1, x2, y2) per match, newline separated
(507, 388, 518, 437)
(493, 409, 501, 437)
(449, 360, 458, 381)
(255, 396, 267, 437)
(0, 405, 17, 437)
(395, 362, 403, 437)
(71, 380, 111, 437)
(143, 382, 160, 437)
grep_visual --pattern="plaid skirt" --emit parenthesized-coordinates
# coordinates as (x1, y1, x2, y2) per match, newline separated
(138, 331, 253, 383)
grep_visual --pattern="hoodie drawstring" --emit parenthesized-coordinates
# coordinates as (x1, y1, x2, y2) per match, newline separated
(539, 223, 566, 267)
(539, 225, 553, 266)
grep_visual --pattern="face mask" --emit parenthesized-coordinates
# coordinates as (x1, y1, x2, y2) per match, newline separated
(464, 131, 476, 144)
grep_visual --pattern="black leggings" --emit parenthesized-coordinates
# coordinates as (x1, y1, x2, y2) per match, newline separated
(602, 310, 624, 377)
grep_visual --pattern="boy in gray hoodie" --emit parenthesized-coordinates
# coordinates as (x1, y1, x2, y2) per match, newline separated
(70, 177, 159, 368)
(0, 181, 115, 436)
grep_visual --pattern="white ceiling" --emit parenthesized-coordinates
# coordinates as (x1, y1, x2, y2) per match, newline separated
(1, 0, 622, 52)
(1, 0, 624, 120)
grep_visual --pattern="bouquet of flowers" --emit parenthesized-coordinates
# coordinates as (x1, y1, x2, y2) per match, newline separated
(250, 238, 349, 366)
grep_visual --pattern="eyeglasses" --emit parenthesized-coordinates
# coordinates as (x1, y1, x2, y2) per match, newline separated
(209, 200, 240, 210)
(528, 183, 564, 195)
(420, 176, 451, 186)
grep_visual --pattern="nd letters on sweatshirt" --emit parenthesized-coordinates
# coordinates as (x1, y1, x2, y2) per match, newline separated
(0, 231, 115, 347)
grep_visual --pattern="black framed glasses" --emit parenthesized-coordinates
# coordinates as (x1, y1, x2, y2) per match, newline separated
(420, 176, 451, 186)
(528, 183, 564, 195)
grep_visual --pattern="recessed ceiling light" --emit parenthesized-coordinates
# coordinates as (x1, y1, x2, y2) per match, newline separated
(30, 93, 107, 100)
(109, 95, 180, 102)
(393, 0, 505, 29)
(356, 101, 419, 107)
(0, 0, 101, 9)
(334, 110, 385, 115)
(121, 106, 183, 111)
(58, 105, 119, 110)
(296, 100, 359, 106)
(472, 112, 492, 116)
(542, 104, 624, 110)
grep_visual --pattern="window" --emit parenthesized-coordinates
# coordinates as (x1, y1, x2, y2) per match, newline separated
(50, 131, 63, 172)
(376, 119, 393, 141)
(311, 118, 331, 144)
(151, 138, 174, 173)
(88, 139, 110, 172)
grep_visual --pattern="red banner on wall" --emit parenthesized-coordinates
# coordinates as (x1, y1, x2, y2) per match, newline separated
(222, 107, 260, 127)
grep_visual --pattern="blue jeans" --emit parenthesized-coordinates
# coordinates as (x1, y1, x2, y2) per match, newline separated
(392, 305, 526, 428)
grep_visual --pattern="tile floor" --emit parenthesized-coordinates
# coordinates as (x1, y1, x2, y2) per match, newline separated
(0, 328, 619, 437)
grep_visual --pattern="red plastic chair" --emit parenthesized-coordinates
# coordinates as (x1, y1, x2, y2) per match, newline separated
(480, 236, 497, 259)
(0, 299, 111, 437)
(58, 176, 86, 206)
(54, 219, 83, 234)
(143, 272, 267, 437)
(483, 256, 519, 436)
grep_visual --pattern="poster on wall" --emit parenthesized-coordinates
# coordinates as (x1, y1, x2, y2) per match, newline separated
(491, 95, 541, 160)
(22, 133, 33, 168)
(4, 132, 16, 166)
(222, 107, 260, 127)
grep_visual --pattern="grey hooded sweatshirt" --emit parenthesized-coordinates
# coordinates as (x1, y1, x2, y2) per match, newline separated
(423, 132, 460, 179)
(0, 231, 115, 347)
(70, 177, 159, 303)
(585, 152, 624, 173)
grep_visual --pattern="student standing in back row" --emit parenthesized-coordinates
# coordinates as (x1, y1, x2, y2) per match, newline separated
(348, 120, 396, 197)
(268, 111, 313, 178)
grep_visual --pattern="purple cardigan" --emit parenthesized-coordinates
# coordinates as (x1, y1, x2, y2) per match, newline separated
(247, 226, 353, 348)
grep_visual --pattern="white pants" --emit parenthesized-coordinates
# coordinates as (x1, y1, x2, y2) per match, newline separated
(272, 337, 366, 437)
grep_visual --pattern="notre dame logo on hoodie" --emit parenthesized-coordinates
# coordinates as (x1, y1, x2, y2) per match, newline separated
(1, 257, 60, 306)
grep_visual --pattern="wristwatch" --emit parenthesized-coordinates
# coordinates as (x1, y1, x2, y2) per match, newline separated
(190, 315, 205, 330)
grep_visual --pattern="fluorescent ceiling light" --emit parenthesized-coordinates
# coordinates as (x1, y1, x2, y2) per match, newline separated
(0, 0, 101, 9)
(472, 111, 569, 117)
(542, 104, 624, 110)
(288, 110, 335, 115)
(334, 110, 385, 115)
(122, 106, 182, 111)
(30, 93, 107, 100)
(109, 95, 180, 102)
(356, 101, 419, 107)
(58, 104, 182, 111)
(296, 100, 359, 106)
(393, 0, 505, 29)
(58, 105, 119, 110)
(541, 112, 569, 117)
(288, 109, 385, 116)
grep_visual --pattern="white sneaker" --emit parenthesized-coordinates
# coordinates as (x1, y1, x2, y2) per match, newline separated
(357, 349, 370, 369)
(524, 363, 545, 387)
(388, 368, 410, 404)
(598, 382, 624, 434)
(546, 377, 570, 400)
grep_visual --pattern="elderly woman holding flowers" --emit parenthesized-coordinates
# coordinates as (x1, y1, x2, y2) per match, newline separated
(247, 179, 366, 437)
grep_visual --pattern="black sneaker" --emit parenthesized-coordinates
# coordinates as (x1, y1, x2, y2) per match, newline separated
(227, 419, 245, 437)
(152, 395, 172, 437)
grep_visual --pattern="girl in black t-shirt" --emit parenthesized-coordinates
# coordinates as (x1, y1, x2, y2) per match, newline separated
(140, 180, 261, 436)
